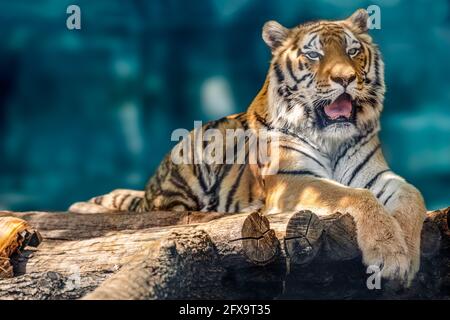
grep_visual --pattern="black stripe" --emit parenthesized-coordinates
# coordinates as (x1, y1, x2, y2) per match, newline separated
(280, 132, 321, 153)
(373, 51, 381, 87)
(254, 112, 322, 154)
(233, 201, 240, 213)
(129, 196, 142, 211)
(169, 174, 201, 209)
(253, 111, 272, 130)
(333, 143, 358, 171)
(307, 34, 318, 47)
(308, 26, 325, 34)
(273, 63, 285, 83)
(165, 200, 190, 210)
(376, 180, 390, 199)
(365, 44, 372, 73)
(333, 143, 354, 171)
(279, 145, 326, 170)
(196, 165, 208, 194)
(297, 73, 311, 84)
(333, 126, 376, 171)
(305, 76, 314, 88)
(383, 191, 396, 206)
(118, 194, 131, 210)
(286, 101, 295, 112)
(286, 57, 299, 83)
(347, 144, 381, 186)
(208, 164, 233, 197)
(248, 185, 253, 205)
(206, 197, 219, 212)
(364, 169, 390, 189)
(112, 194, 119, 208)
(225, 166, 246, 212)
(160, 189, 188, 199)
(277, 170, 322, 178)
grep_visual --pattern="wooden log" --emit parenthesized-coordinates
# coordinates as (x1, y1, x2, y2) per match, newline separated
(0, 211, 280, 299)
(83, 230, 225, 300)
(0, 207, 447, 299)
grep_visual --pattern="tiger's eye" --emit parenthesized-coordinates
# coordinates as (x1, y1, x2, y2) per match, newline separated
(305, 51, 320, 60)
(348, 48, 360, 57)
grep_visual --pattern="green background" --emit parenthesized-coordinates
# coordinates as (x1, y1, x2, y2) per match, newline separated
(0, 0, 449, 211)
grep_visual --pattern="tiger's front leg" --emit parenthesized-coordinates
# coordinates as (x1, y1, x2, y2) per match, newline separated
(376, 179, 426, 284)
(263, 174, 414, 283)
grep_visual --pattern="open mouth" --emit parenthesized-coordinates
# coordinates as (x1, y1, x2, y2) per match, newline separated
(316, 93, 356, 128)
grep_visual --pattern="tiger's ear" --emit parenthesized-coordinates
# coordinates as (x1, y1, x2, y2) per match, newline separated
(345, 9, 369, 33)
(262, 20, 289, 52)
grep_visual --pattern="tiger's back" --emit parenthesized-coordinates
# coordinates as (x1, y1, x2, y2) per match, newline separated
(140, 111, 267, 213)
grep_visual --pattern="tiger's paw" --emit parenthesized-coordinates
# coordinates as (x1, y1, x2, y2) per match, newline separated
(361, 236, 414, 285)
(365, 248, 410, 281)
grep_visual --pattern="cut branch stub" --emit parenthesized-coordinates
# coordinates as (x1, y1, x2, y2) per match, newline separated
(421, 207, 449, 258)
(426, 206, 449, 238)
(321, 212, 360, 261)
(284, 210, 324, 265)
(421, 219, 441, 258)
(199, 212, 280, 267)
(240, 211, 279, 265)
(0, 217, 42, 278)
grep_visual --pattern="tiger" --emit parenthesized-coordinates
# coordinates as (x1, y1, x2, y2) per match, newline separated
(70, 9, 426, 285)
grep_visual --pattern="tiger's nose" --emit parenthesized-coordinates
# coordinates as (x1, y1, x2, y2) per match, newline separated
(329, 63, 356, 88)
(330, 73, 356, 88)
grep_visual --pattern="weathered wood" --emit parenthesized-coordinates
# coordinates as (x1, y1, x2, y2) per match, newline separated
(83, 230, 226, 300)
(84, 213, 279, 300)
(318, 212, 359, 261)
(200, 211, 280, 267)
(0, 210, 226, 240)
(0, 213, 278, 274)
(0, 207, 447, 300)
(266, 210, 324, 265)
(0, 211, 281, 299)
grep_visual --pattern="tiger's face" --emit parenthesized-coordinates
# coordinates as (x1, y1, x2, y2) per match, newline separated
(263, 9, 385, 144)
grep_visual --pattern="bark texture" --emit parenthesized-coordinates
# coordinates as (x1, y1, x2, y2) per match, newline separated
(0, 207, 448, 300)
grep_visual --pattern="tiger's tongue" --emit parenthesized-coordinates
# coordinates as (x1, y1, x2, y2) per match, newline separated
(324, 95, 352, 119)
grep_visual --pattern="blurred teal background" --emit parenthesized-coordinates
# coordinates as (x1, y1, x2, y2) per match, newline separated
(0, 0, 449, 211)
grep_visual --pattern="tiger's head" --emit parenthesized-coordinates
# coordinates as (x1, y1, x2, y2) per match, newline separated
(262, 9, 384, 145)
